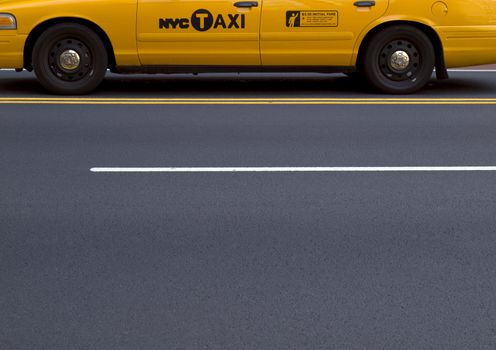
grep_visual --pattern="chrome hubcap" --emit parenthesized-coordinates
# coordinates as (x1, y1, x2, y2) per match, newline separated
(390, 50, 410, 71)
(379, 40, 420, 82)
(49, 39, 92, 82)
(59, 50, 81, 71)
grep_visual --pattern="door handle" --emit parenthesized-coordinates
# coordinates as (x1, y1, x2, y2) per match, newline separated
(234, 1, 258, 8)
(354, 1, 376, 7)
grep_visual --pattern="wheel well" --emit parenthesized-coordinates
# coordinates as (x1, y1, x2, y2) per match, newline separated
(23, 17, 116, 71)
(356, 21, 448, 79)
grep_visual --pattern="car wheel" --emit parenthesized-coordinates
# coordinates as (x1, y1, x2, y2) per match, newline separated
(362, 26, 435, 94)
(32, 23, 108, 95)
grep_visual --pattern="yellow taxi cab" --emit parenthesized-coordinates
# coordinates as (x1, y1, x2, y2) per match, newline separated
(1, 0, 496, 94)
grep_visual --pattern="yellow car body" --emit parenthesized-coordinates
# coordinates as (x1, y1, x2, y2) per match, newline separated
(1, 0, 496, 93)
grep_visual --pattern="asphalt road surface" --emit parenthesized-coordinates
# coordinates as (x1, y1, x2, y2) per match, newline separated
(2, 70, 496, 349)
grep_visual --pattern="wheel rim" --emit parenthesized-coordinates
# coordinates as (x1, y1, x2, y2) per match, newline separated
(48, 38, 93, 82)
(378, 40, 420, 82)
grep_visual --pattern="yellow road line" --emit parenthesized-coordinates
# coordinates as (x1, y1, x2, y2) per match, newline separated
(3, 97, 496, 101)
(1, 102, 496, 105)
(1, 97, 496, 105)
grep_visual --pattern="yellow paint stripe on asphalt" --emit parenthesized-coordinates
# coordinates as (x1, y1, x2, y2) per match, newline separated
(1, 97, 496, 105)
(2, 102, 496, 105)
(3, 97, 496, 101)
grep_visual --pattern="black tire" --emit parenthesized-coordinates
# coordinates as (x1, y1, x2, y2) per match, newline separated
(32, 23, 108, 95)
(362, 26, 435, 94)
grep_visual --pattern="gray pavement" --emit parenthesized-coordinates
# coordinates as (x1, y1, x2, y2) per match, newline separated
(2, 71, 496, 349)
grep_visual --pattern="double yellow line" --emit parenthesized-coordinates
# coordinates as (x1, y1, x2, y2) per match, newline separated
(1, 97, 496, 105)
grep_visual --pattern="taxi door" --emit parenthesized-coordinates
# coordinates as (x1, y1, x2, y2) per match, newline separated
(137, 0, 261, 66)
(260, 0, 389, 66)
